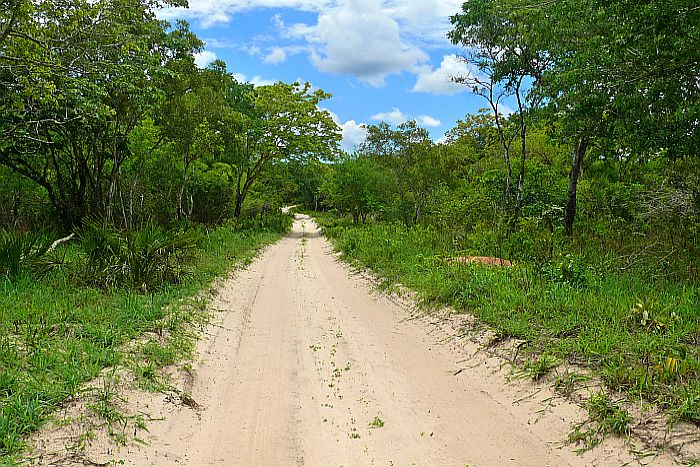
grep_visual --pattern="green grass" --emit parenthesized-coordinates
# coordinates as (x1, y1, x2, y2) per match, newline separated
(313, 213, 700, 428)
(569, 392, 633, 450)
(0, 216, 290, 462)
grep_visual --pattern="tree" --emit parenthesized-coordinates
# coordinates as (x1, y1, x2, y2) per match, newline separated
(0, 0, 199, 230)
(360, 121, 434, 227)
(449, 0, 548, 221)
(450, 0, 699, 235)
(221, 81, 341, 219)
(325, 155, 389, 223)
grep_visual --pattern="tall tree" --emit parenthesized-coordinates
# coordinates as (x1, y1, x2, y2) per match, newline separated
(360, 121, 434, 227)
(221, 81, 341, 219)
(0, 0, 198, 230)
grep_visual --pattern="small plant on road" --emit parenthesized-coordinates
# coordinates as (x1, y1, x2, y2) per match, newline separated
(368, 416, 385, 428)
(569, 392, 633, 451)
(517, 354, 559, 381)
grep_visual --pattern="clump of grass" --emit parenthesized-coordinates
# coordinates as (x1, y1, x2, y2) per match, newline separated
(0, 230, 60, 279)
(569, 392, 633, 451)
(516, 354, 560, 381)
(368, 416, 385, 428)
(76, 221, 200, 292)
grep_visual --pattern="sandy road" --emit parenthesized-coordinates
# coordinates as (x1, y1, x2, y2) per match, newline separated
(110, 214, 664, 467)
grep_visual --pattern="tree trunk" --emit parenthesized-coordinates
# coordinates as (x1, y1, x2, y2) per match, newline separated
(178, 156, 190, 222)
(514, 78, 527, 221)
(564, 136, 590, 236)
(12, 189, 20, 227)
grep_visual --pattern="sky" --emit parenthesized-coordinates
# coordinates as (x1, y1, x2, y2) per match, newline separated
(158, 0, 494, 151)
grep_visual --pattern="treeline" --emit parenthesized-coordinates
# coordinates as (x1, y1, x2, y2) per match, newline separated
(0, 0, 340, 233)
(311, 0, 699, 281)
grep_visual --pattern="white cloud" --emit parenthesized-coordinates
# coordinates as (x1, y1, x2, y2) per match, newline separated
(193, 50, 218, 68)
(385, 0, 464, 44)
(232, 72, 277, 87)
(495, 104, 514, 118)
(412, 54, 474, 95)
(308, 0, 427, 86)
(416, 115, 441, 127)
(162, 2, 465, 85)
(263, 47, 287, 64)
(159, 1, 335, 28)
(371, 107, 409, 125)
(371, 107, 442, 128)
(325, 108, 369, 150)
(340, 120, 369, 150)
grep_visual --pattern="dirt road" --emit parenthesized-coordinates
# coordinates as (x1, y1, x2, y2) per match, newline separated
(97, 215, 667, 466)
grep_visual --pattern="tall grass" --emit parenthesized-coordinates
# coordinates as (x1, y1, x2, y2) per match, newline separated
(0, 216, 291, 461)
(316, 213, 700, 425)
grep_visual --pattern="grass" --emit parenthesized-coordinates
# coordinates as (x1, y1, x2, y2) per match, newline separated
(569, 392, 633, 451)
(368, 416, 385, 428)
(0, 215, 290, 462)
(313, 212, 700, 429)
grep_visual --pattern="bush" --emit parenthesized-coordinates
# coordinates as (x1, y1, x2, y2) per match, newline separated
(76, 222, 201, 292)
(0, 230, 59, 279)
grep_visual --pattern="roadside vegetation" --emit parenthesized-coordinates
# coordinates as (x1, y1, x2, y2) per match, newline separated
(0, 218, 290, 461)
(297, 0, 699, 448)
(315, 215, 699, 427)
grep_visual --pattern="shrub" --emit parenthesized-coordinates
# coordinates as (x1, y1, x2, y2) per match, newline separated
(0, 230, 59, 279)
(76, 222, 201, 292)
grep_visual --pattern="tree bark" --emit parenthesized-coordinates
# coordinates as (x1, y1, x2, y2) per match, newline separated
(564, 136, 590, 236)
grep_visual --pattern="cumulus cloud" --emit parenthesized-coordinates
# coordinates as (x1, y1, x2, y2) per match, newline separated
(324, 108, 369, 150)
(385, 0, 464, 44)
(496, 104, 514, 118)
(416, 115, 441, 127)
(163, 1, 465, 85)
(340, 120, 369, 150)
(308, 0, 427, 86)
(263, 47, 287, 64)
(371, 107, 409, 125)
(232, 72, 277, 87)
(371, 107, 442, 128)
(194, 50, 218, 68)
(159, 0, 334, 28)
(412, 54, 474, 95)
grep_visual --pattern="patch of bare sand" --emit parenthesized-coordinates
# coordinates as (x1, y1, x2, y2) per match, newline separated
(28, 214, 698, 466)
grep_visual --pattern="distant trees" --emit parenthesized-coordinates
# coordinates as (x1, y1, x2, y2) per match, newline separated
(0, 0, 340, 231)
(448, 0, 699, 235)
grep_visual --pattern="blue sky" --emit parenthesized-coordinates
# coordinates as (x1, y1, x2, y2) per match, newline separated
(159, 0, 498, 150)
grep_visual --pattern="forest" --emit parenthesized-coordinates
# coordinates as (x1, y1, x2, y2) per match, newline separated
(0, 0, 698, 462)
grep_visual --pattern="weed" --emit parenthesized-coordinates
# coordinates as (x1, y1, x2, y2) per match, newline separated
(570, 392, 633, 451)
(554, 372, 590, 397)
(517, 354, 559, 381)
(368, 416, 385, 428)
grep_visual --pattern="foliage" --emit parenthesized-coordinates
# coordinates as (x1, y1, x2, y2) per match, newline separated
(76, 222, 201, 292)
(0, 230, 58, 279)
